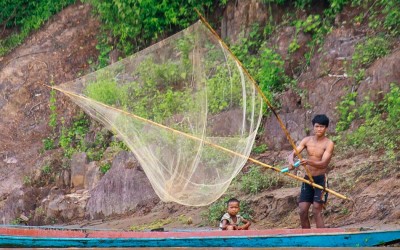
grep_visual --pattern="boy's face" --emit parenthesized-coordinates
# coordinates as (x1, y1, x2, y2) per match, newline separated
(227, 201, 240, 216)
(313, 123, 327, 137)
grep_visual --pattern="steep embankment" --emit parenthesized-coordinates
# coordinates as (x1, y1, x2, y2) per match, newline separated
(0, 1, 398, 230)
(0, 3, 100, 223)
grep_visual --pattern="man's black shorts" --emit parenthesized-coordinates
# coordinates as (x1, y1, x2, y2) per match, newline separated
(299, 174, 328, 203)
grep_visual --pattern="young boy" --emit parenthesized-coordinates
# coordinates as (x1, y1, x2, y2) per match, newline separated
(219, 198, 251, 230)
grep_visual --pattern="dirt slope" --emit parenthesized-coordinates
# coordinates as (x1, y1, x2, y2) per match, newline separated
(0, 2, 399, 231)
(0, 3, 99, 196)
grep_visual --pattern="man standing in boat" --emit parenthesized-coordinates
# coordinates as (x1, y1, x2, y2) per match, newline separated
(287, 114, 334, 229)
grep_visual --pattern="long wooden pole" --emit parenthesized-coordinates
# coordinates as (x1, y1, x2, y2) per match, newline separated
(193, 9, 316, 182)
(47, 84, 348, 200)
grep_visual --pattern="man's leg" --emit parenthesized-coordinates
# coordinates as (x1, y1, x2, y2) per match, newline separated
(312, 175, 327, 228)
(299, 202, 312, 228)
(312, 202, 324, 228)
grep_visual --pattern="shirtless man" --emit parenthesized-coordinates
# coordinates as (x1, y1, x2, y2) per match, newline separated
(287, 114, 334, 228)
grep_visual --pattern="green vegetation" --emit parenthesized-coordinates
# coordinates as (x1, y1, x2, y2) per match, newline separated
(129, 215, 192, 231)
(229, 26, 291, 107)
(42, 138, 55, 151)
(84, 0, 227, 67)
(57, 112, 126, 162)
(258, 47, 292, 93)
(10, 217, 24, 225)
(99, 162, 111, 174)
(352, 36, 390, 69)
(130, 218, 173, 231)
(23, 176, 32, 186)
(30, 162, 59, 187)
(0, 0, 75, 56)
(335, 84, 400, 163)
(41, 164, 52, 174)
(252, 144, 268, 154)
(84, 50, 252, 125)
(240, 166, 279, 194)
(84, 61, 192, 123)
(260, 0, 349, 14)
(43, 100, 126, 174)
(335, 92, 358, 132)
(59, 113, 90, 158)
(42, 84, 58, 151)
(352, 0, 400, 36)
(349, 35, 391, 84)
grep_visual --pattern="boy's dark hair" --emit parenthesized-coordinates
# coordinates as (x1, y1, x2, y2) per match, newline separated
(312, 114, 329, 127)
(227, 198, 240, 206)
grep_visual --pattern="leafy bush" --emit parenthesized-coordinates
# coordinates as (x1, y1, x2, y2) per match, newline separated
(346, 34, 391, 87)
(352, 36, 390, 69)
(325, 0, 350, 16)
(336, 84, 400, 160)
(260, 0, 350, 14)
(383, 84, 400, 128)
(299, 15, 322, 34)
(383, 2, 400, 36)
(240, 166, 279, 194)
(258, 47, 290, 93)
(42, 165, 52, 174)
(353, 0, 400, 36)
(100, 162, 111, 174)
(252, 144, 268, 154)
(59, 113, 90, 158)
(84, 77, 121, 106)
(0, 0, 75, 56)
(42, 138, 55, 150)
(288, 38, 300, 54)
(229, 25, 287, 106)
(335, 92, 358, 132)
(84, 0, 227, 57)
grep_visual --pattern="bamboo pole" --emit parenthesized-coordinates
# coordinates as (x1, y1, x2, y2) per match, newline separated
(193, 9, 316, 181)
(46, 84, 348, 201)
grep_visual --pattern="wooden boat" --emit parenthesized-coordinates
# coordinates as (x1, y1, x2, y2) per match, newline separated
(0, 225, 399, 248)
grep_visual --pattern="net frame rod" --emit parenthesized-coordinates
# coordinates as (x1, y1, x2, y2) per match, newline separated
(47, 84, 348, 200)
(194, 9, 316, 182)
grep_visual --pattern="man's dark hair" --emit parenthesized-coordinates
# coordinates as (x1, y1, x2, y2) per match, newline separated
(227, 198, 240, 206)
(312, 114, 329, 127)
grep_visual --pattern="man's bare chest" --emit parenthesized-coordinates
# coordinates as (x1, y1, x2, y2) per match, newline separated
(305, 143, 327, 158)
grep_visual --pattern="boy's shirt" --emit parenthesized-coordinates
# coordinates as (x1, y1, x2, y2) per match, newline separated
(219, 213, 244, 229)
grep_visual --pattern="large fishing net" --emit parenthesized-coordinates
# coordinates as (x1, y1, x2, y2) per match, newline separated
(54, 20, 264, 206)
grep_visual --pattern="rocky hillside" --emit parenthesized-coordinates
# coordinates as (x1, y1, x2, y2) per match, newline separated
(0, 1, 399, 230)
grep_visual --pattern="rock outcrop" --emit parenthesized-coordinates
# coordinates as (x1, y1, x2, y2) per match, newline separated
(85, 151, 159, 219)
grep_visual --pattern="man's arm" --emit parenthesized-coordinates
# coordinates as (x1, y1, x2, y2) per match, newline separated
(300, 141, 334, 169)
(287, 137, 308, 169)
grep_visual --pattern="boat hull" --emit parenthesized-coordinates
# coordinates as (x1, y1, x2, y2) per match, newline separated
(0, 226, 399, 248)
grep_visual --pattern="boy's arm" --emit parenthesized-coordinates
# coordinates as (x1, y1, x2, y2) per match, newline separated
(287, 138, 308, 169)
(237, 218, 251, 230)
(220, 219, 229, 230)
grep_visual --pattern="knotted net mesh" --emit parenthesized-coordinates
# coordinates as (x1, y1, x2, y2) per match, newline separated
(54, 20, 264, 206)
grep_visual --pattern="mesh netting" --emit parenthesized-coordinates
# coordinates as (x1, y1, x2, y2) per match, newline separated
(55, 20, 264, 206)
